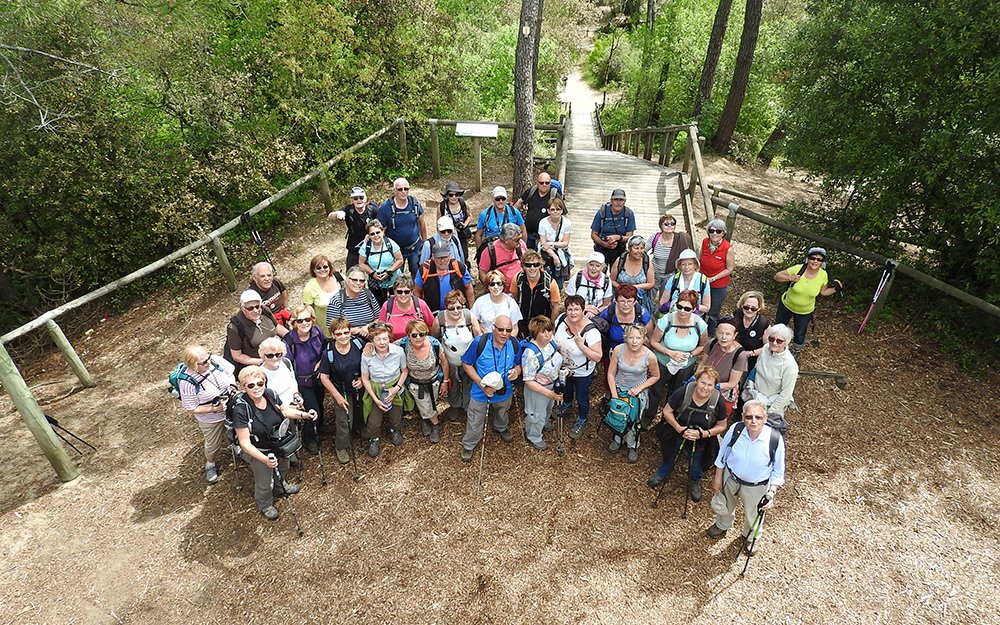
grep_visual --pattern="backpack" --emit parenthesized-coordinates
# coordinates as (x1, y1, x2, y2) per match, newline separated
(604, 395, 640, 435)
(614, 248, 650, 278)
(222, 308, 278, 372)
(553, 313, 601, 370)
(596, 203, 633, 238)
(385, 295, 426, 321)
(224, 388, 281, 448)
(514, 270, 553, 314)
(486, 240, 524, 271)
(675, 378, 722, 431)
(665, 271, 708, 304)
(659, 312, 703, 342)
(518, 339, 547, 372)
(572, 271, 610, 306)
(168, 362, 219, 399)
(726, 422, 782, 467)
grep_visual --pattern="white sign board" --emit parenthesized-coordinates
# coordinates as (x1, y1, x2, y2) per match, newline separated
(455, 122, 499, 138)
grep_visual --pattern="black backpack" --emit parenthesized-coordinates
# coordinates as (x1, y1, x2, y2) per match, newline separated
(726, 422, 782, 467)
(222, 308, 278, 373)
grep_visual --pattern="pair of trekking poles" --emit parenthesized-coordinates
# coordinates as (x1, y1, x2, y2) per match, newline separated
(649, 426, 696, 518)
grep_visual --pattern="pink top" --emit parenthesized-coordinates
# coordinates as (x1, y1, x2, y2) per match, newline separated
(700, 238, 732, 288)
(379, 296, 434, 340)
(478, 241, 528, 293)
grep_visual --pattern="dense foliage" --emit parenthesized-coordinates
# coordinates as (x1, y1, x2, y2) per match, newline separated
(0, 0, 585, 335)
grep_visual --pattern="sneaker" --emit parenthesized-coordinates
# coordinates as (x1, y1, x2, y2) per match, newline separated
(460, 447, 474, 463)
(646, 465, 668, 489)
(205, 463, 219, 484)
(689, 481, 702, 502)
(529, 439, 548, 451)
(304, 440, 319, 455)
(421, 420, 432, 436)
(608, 438, 621, 453)
(542, 419, 554, 433)
(335, 448, 350, 464)
(274, 481, 300, 496)
(429, 423, 441, 444)
(744, 539, 758, 556)
(450, 408, 463, 422)
(260, 506, 279, 521)
(390, 428, 403, 446)
(706, 523, 727, 539)
(568, 420, 585, 439)
(368, 438, 381, 458)
(627, 447, 639, 463)
(498, 428, 514, 443)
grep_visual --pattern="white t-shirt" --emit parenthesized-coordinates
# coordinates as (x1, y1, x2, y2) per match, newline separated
(552, 316, 602, 377)
(263, 361, 298, 405)
(538, 216, 572, 245)
(471, 294, 523, 333)
(438, 310, 476, 367)
(564, 270, 613, 309)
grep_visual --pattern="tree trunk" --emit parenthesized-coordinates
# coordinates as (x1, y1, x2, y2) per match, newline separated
(692, 0, 734, 118)
(711, 0, 762, 154)
(650, 61, 670, 126)
(532, 0, 544, 93)
(513, 0, 540, 196)
(757, 121, 785, 167)
(646, 0, 656, 31)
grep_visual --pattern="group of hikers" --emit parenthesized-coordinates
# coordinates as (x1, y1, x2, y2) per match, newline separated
(174, 172, 844, 552)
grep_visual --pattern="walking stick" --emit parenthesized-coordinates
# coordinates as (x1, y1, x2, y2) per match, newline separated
(269, 454, 304, 537)
(44, 414, 97, 451)
(476, 393, 493, 496)
(241, 212, 275, 271)
(681, 438, 695, 519)
(312, 410, 327, 487)
(738, 509, 767, 576)
(554, 367, 568, 457)
(650, 428, 691, 509)
(347, 389, 363, 482)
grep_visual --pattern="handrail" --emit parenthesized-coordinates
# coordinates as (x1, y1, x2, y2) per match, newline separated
(711, 196, 1000, 319)
(0, 118, 405, 345)
(426, 118, 562, 131)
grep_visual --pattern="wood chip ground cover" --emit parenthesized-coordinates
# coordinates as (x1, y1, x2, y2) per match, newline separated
(1, 160, 997, 624)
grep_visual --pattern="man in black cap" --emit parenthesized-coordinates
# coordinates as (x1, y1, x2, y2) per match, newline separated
(329, 186, 378, 269)
(590, 188, 636, 266)
(514, 171, 562, 251)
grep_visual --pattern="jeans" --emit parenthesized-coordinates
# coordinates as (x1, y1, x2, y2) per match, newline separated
(566, 372, 594, 424)
(774, 299, 812, 346)
(526, 232, 540, 252)
(707, 284, 729, 335)
(297, 384, 325, 445)
(401, 244, 422, 277)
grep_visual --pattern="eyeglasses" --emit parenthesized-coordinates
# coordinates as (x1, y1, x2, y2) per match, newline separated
(494, 326, 513, 333)
(708, 228, 725, 234)
(409, 332, 427, 338)
(549, 206, 563, 211)
(348, 277, 366, 283)
(395, 186, 409, 192)
(440, 229, 453, 234)
(447, 305, 464, 311)
(294, 317, 313, 324)
(244, 381, 265, 389)
(742, 305, 759, 312)
(617, 299, 635, 305)
(676, 304, 694, 312)
(242, 304, 261, 311)
(315, 264, 330, 270)
(446, 192, 459, 197)
(808, 256, 824, 261)
(197, 356, 211, 367)
(743, 414, 765, 422)
(768, 337, 786, 344)
(395, 288, 411, 294)
(488, 281, 504, 287)
(524, 262, 541, 268)
(333, 330, 351, 336)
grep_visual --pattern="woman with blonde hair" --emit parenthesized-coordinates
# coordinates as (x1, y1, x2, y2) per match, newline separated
(301, 254, 342, 337)
(177, 345, 236, 484)
(471, 269, 522, 334)
(400, 319, 450, 443)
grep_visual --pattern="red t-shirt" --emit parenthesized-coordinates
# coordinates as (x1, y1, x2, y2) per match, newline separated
(700, 238, 732, 288)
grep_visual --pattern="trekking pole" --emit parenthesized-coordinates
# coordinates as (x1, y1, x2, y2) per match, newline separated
(310, 410, 327, 487)
(681, 438, 695, 519)
(739, 509, 767, 576)
(269, 454, 304, 537)
(45, 414, 97, 451)
(476, 394, 492, 496)
(241, 212, 275, 271)
(52, 428, 81, 454)
(347, 393, 363, 482)
(555, 367, 567, 457)
(650, 430, 691, 509)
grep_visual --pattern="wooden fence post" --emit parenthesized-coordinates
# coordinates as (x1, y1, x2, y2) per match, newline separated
(632, 131, 641, 157)
(724, 201, 740, 241)
(429, 119, 440, 179)
(44, 319, 96, 388)
(643, 131, 654, 160)
(555, 116, 566, 177)
(398, 121, 408, 161)
(211, 234, 238, 292)
(472, 137, 483, 192)
(658, 131, 670, 165)
(0, 342, 79, 482)
(317, 169, 334, 216)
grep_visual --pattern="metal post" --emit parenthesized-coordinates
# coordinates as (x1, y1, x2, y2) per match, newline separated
(44, 319, 95, 388)
(398, 121, 408, 162)
(317, 169, 334, 216)
(211, 234, 238, 292)
(429, 119, 440, 179)
(472, 137, 483, 192)
(0, 341, 79, 482)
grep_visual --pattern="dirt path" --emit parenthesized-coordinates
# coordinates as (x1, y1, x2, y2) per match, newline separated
(1, 155, 999, 624)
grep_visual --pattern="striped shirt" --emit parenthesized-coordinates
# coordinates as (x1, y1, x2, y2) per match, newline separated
(326, 289, 380, 330)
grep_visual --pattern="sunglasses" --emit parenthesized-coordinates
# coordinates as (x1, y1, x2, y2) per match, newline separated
(676, 304, 694, 312)
(488, 282, 504, 287)
(440, 229, 453, 234)
(768, 337, 786, 344)
(333, 330, 351, 336)
(315, 264, 330, 270)
(446, 192, 459, 197)
(742, 305, 759, 312)
(808, 256, 825, 261)
(524, 262, 541, 268)
(494, 327, 513, 333)
(662, 222, 676, 228)
(494, 197, 507, 202)
(348, 277, 366, 283)
(409, 332, 428, 338)
(395, 288, 412, 294)
(294, 318, 313, 324)
(395, 186, 409, 192)
(538, 181, 551, 185)
(244, 381, 265, 389)
(242, 304, 261, 311)
(708, 228, 725, 234)
(263, 352, 283, 359)
(351, 196, 365, 200)
(197, 356, 211, 367)
(743, 414, 765, 422)
(447, 305, 464, 311)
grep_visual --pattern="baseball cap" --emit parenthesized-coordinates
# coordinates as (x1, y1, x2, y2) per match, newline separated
(239, 290, 262, 305)
(610, 189, 626, 200)
(587, 252, 606, 265)
(350, 187, 366, 199)
(492, 186, 508, 200)
(437, 216, 455, 231)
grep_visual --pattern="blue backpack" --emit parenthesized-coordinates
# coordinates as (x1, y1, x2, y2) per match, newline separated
(168, 362, 220, 399)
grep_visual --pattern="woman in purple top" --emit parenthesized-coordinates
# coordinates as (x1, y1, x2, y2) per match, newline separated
(283, 304, 326, 454)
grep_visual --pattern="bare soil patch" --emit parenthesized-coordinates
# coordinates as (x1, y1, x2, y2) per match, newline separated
(1, 157, 998, 625)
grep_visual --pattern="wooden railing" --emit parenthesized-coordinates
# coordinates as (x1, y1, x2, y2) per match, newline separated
(0, 118, 409, 481)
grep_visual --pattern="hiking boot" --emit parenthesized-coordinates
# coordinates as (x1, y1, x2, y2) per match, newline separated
(706, 524, 727, 539)
(368, 438, 381, 457)
(304, 440, 319, 455)
(274, 481, 300, 497)
(689, 481, 702, 502)
(460, 447, 474, 463)
(450, 408, 464, 422)
(390, 428, 403, 446)
(498, 428, 514, 443)
(529, 439, 548, 451)
(421, 420, 432, 436)
(260, 506, 280, 521)
(429, 423, 441, 444)
(646, 464, 669, 489)
(204, 463, 219, 484)
(608, 438, 621, 453)
(627, 447, 639, 463)
(335, 448, 350, 464)
(542, 419, 554, 433)
(568, 420, 585, 439)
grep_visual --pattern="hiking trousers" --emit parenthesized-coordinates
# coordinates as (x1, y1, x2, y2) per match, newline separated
(246, 454, 291, 511)
(523, 383, 555, 445)
(195, 420, 226, 463)
(462, 396, 512, 451)
(711, 467, 769, 540)
(447, 366, 473, 413)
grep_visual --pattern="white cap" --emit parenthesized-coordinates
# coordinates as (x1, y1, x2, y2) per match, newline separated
(239, 290, 262, 305)
(480, 371, 505, 390)
(492, 186, 508, 199)
(350, 187, 366, 199)
(587, 252, 606, 265)
(437, 216, 455, 231)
